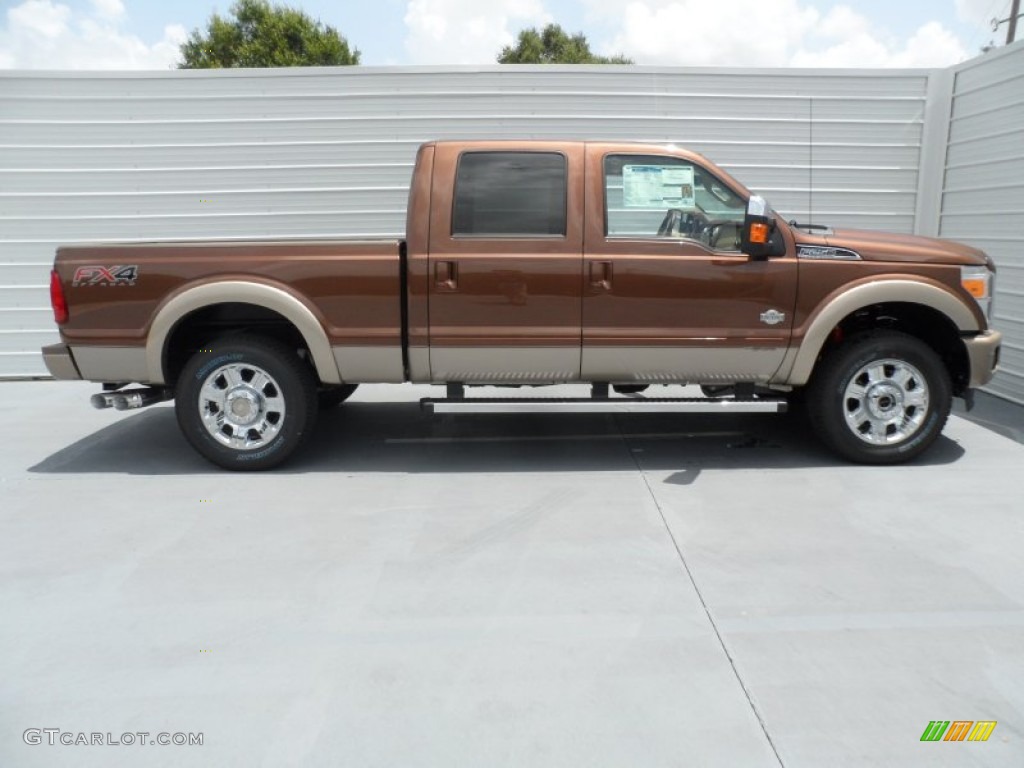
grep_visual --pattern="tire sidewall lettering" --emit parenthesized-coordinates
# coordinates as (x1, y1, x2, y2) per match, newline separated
(195, 353, 245, 382)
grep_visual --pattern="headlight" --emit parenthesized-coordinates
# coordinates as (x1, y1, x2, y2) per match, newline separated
(961, 265, 994, 323)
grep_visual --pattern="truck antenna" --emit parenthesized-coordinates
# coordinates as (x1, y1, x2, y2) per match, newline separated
(809, 97, 814, 226)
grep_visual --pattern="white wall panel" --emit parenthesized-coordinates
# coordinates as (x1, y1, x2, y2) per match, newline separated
(0, 65, 931, 377)
(940, 43, 1024, 405)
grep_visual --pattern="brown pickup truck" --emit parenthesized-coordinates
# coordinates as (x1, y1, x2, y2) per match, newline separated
(43, 140, 1001, 470)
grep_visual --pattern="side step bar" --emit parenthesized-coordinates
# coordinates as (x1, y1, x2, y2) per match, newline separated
(421, 397, 787, 414)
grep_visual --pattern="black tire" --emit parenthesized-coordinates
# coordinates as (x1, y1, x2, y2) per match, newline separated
(806, 330, 951, 464)
(613, 384, 649, 395)
(175, 335, 318, 471)
(318, 383, 358, 409)
(700, 384, 734, 398)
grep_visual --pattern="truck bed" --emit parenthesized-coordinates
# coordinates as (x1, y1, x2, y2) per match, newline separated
(54, 238, 405, 382)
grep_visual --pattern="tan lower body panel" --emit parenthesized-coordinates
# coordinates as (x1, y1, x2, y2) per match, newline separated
(407, 346, 431, 383)
(71, 346, 149, 382)
(425, 345, 789, 384)
(332, 346, 404, 383)
(964, 330, 1002, 388)
(42, 343, 82, 380)
(428, 346, 581, 384)
(582, 346, 788, 383)
(771, 346, 801, 385)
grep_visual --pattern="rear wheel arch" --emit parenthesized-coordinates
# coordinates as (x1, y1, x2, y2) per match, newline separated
(162, 302, 306, 388)
(146, 281, 341, 387)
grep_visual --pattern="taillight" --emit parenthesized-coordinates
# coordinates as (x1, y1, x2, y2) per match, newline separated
(50, 269, 68, 325)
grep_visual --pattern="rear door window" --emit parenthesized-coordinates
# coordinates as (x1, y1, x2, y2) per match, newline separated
(453, 152, 567, 237)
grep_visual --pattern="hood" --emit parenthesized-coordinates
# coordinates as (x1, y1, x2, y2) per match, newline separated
(793, 227, 990, 267)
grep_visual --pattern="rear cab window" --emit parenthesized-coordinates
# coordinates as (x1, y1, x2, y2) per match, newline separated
(452, 152, 567, 238)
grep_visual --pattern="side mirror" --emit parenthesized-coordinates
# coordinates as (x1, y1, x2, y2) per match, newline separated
(740, 196, 786, 260)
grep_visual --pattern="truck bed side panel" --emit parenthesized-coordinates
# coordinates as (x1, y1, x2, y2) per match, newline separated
(55, 239, 404, 383)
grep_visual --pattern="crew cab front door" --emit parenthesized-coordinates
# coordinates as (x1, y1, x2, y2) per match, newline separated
(427, 143, 584, 383)
(581, 146, 797, 383)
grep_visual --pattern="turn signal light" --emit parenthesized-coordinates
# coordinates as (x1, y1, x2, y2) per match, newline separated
(961, 278, 987, 298)
(749, 222, 770, 244)
(960, 265, 993, 322)
(50, 269, 68, 325)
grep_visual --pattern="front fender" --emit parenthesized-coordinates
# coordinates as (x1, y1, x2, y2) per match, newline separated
(784, 278, 980, 386)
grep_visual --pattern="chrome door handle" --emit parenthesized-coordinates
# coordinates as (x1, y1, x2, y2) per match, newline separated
(589, 261, 612, 291)
(435, 260, 457, 291)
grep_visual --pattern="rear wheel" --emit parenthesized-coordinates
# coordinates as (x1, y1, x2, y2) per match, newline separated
(806, 331, 951, 464)
(175, 335, 318, 470)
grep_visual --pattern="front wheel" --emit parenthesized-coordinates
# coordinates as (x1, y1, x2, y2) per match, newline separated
(175, 335, 318, 470)
(318, 383, 358, 409)
(806, 331, 951, 464)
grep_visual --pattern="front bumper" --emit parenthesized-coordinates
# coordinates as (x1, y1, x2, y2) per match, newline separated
(42, 343, 82, 380)
(964, 330, 1001, 388)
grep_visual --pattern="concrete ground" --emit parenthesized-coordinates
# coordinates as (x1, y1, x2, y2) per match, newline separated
(1, 380, 1022, 768)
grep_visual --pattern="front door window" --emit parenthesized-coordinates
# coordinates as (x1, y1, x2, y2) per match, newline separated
(604, 154, 746, 251)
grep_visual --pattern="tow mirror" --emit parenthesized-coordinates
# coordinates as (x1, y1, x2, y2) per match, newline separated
(741, 195, 785, 259)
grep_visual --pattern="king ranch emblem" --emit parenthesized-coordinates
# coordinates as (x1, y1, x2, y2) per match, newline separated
(72, 265, 139, 287)
(760, 309, 786, 326)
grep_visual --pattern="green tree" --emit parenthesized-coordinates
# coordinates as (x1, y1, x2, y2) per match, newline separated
(178, 0, 359, 69)
(498, 23, 632, 64)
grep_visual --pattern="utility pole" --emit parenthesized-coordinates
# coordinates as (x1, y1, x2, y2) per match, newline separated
(1009, 0, 1021, 45)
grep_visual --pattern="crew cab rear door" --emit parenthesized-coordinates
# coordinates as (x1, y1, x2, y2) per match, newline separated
(581, 144, 797, 383)
(426, 143, 584, 382)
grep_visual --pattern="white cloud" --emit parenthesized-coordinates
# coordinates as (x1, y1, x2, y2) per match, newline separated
(611, 0, 819, 66)
(8, 0, 71, 38)
(954, 0, 1001, 26)
(794, 10, 969, 68)
(0, 0, 186, 70)
(404, 0, 552, 64)
(583, 0, 969, 68)
(816, 4, 870, 40)
(895, 22, 970, 67)
(91, 0, 126, 20)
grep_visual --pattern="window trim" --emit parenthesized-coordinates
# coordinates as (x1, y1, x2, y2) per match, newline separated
(451, 150, 569, 240)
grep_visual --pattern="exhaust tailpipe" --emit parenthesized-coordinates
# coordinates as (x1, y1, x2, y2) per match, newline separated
(90, 393, 116, 409)
(111, 388, 172, 411)
(92, 388, 171, 411)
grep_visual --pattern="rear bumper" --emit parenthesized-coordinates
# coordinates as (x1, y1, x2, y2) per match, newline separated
(964, 330, 1001, 388)
(42, 343, 82, 380)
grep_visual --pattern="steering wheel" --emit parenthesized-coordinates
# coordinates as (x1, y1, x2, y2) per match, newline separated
(656, 208, 681, 236)
(700, 220, 741, 250)
(657, 208, 710, 237)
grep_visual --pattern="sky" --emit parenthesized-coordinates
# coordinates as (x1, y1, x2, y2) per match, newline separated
(0, 0, 1017, 70)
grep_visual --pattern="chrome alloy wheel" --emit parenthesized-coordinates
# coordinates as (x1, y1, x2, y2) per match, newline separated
(198, 362, 286, 450)
(842, 358, 929, 445)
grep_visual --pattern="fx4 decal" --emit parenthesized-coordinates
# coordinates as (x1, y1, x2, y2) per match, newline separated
(72, 265, 139, 287)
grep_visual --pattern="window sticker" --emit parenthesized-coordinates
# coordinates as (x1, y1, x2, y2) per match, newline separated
(623, 164, 695, 210)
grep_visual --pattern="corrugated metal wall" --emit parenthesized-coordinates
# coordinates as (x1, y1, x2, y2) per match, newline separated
(940, 44, 1024, 405)
(0, 64, 942, 378)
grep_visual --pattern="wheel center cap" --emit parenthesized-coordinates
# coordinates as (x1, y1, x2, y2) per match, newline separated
(867, 383, 903, 419)
(226, 388, 261, 425)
